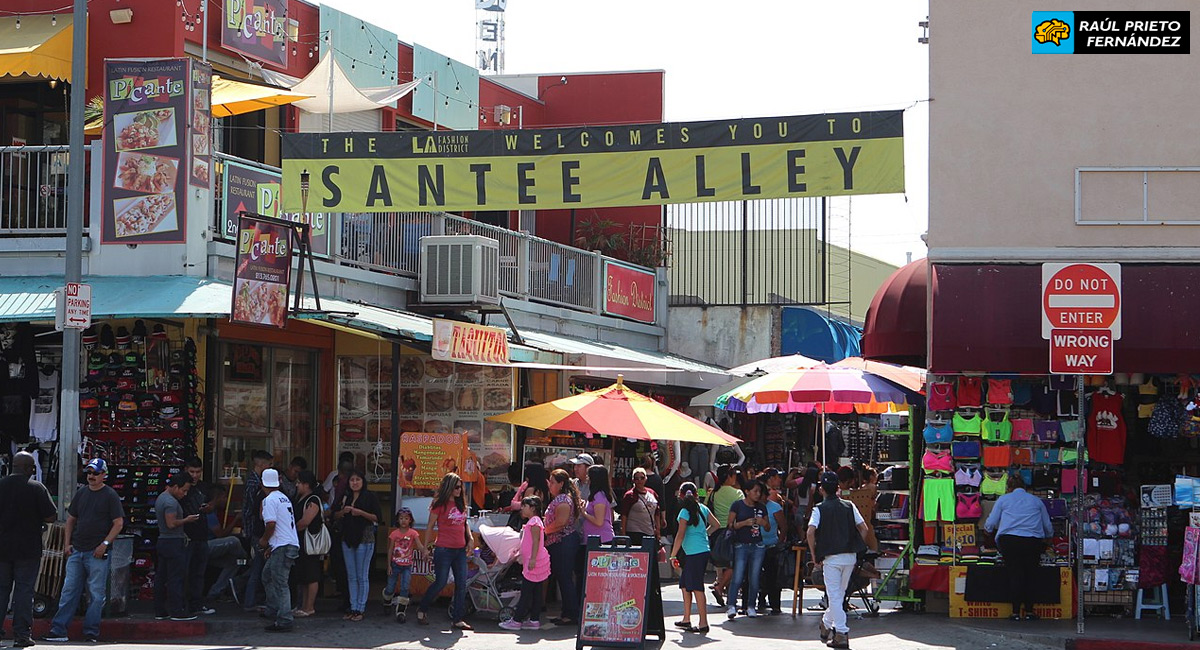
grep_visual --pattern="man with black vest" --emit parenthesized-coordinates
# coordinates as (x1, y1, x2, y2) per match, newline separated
(807, 472, 869, 649)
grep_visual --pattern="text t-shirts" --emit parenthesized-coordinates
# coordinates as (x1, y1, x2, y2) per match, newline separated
(389, 528, 421, 566)
(262, 490, 298, 549)
(431, 503, 468, 549)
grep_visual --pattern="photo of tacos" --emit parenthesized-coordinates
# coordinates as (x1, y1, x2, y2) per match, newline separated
(114, 153, 178, 193)
(112, 193, 177, 238)
(114, 108, 176, 152)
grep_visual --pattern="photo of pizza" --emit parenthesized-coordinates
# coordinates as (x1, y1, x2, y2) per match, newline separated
(114, 153, 178, 193)
(114, 108, 176, 152)
(232, 278, 288, 327)
(112, 193, 177, 238)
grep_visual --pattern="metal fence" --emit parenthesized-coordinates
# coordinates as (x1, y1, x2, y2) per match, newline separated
(666, 197, 828, 306)
(0, 144, 87, 235)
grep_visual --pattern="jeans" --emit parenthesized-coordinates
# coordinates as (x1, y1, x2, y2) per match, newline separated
(0, 556, 40, 640)
(821, 553, 857, 634)
(262, 545, 299, 627)
(729, 542, 766, 610)
(341, 542, 375, 613)
(419, 547, 467, 622)
(512, 576, 546, 622)
(50, 550, 110, 639)
(186, 537, 210, 612)
(383, 564, 413, 600)
(205, 536, 245, 599)
(546, 536, 580, 621)
(154, 538, 189, 617)
(242, 543, 265, 608)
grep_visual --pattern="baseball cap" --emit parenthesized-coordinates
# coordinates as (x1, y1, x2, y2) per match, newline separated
(85, 458, 108, 474)
(819, 471, 839, 493)
(570, 453, 595, 466)
(262, 468, 281, 488)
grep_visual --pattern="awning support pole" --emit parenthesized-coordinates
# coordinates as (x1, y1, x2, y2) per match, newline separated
(391, 342, 401, 509)
(499, 298, 525, 345)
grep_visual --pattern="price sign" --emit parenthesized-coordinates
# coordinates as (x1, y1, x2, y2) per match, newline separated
(942, 523, 977, 550)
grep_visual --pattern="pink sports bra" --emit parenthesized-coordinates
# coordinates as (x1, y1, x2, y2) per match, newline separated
(922, 449, 954, 475)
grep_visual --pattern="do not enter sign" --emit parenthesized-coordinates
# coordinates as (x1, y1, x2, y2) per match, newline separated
(1041, 263, 1121, 339)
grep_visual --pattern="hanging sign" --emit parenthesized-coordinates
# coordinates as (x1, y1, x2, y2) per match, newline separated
(280, 111, 905, 212)
(431, 318, 510, 364)
(101, 58, 190, 244)
(231, 214, 292, 328)
(221, 0, 288, 68)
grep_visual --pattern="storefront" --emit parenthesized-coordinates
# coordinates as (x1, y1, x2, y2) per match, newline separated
(864, 261, 1200, 619)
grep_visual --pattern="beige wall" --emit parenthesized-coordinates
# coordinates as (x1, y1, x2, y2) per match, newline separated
(930, 0, 1200, 259)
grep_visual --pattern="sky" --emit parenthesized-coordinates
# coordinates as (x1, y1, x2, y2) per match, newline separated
(321, 0, 930, 267)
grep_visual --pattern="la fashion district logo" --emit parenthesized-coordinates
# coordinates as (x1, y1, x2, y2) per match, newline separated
(1032, 11, 1190, 54)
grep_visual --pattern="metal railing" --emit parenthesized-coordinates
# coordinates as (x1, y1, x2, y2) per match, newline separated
(0, 144, 90, 235)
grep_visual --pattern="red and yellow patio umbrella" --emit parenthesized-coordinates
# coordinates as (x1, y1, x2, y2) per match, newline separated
(486, 375, 740, 446)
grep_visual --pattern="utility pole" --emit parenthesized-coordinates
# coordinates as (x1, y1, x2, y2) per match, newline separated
(58, 0, 87, 517)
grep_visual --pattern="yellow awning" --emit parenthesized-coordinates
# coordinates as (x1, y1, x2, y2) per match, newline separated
(0, 14, 75, 83)
(210, 76, 313, 118)
(85, 75, 311, 135)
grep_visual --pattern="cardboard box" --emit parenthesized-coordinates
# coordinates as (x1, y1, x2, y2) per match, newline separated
(947, 566, 1075, 619)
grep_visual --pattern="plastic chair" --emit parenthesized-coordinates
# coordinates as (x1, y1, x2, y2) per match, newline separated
(1135, 583, 1170, 620)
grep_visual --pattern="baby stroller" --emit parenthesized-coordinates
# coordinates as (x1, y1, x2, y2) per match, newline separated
(458, 525, 524, 621)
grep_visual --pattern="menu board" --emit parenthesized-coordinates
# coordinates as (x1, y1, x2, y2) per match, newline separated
(337, 356, 394, 482)
(101, 58, 190, 244)
(338, 354, 514, 485)
(189, 62, 212, 188)
(231, 215, 292, 328)
(580, 548, 652, 647)
(399, 432, 467, 489)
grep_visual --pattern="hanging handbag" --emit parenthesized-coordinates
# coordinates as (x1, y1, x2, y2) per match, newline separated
(303, 496, 332, 556)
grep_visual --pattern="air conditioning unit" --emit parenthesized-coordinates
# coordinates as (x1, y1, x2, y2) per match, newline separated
(419, 235, 500, 305)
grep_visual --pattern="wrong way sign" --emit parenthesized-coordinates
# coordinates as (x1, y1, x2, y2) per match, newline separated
(1041, 263, 1121, 339)
(1049, 328, 1113, 375)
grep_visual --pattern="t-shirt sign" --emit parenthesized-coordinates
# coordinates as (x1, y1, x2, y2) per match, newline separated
(580, 549, 651, 646)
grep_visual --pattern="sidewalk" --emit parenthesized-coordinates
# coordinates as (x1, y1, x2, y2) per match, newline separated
(23, 588, 1194, 649)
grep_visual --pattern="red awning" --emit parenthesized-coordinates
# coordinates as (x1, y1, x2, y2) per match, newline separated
(862, 258, 927, 366)
(931, 263, 1200, 373)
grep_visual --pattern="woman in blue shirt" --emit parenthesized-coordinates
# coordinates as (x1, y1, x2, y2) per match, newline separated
(757, 470, 787, 615)
(982, 472, 1053, 621)
(668, 482, 718, 634)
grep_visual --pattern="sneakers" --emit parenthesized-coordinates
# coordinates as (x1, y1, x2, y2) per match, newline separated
(197, 607, 217, 616)
(83, 637, 99, 644)
(170, 614, 198, 621)
(41, 636, 68, 643)
(155, 615, 170, 621)
(726, 606, 737, 620)
(747, 607, 758, 618)
(521, 620, 541, 630)
(14, 638, 35, 648)
(499, 619, 523, 631)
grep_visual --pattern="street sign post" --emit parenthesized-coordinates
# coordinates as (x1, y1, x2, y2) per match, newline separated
(1041, 263, 1121, 339)
(1049, 328, 1113, 375)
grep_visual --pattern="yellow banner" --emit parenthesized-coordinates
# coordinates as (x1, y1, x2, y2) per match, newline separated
(280, 111, 904, 212)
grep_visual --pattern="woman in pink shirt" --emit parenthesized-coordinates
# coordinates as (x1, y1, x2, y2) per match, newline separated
(416, 473, 473, 630)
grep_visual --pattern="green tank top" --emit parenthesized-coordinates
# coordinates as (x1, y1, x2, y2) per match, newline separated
(952, 412, 982, 436)
(982, 410, 1012, 442)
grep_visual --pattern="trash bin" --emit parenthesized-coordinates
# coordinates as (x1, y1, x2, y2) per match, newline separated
(103, 535, 135, 617)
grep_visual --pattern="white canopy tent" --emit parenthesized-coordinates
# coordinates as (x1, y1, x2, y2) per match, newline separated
(259, 50, 420, 129)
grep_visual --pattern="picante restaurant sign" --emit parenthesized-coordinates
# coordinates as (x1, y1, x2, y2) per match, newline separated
(101, 58, 191, 245)
(431, 318, 510, 365)
(232, 215, 292, 328)
(222, 0, 288, 68)
(279, 111, 905, 212)
(1032, 11, 1190, 54)
(603, 261, 655, 324)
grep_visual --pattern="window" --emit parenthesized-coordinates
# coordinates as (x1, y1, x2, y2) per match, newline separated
(215, 342, 317, 480)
